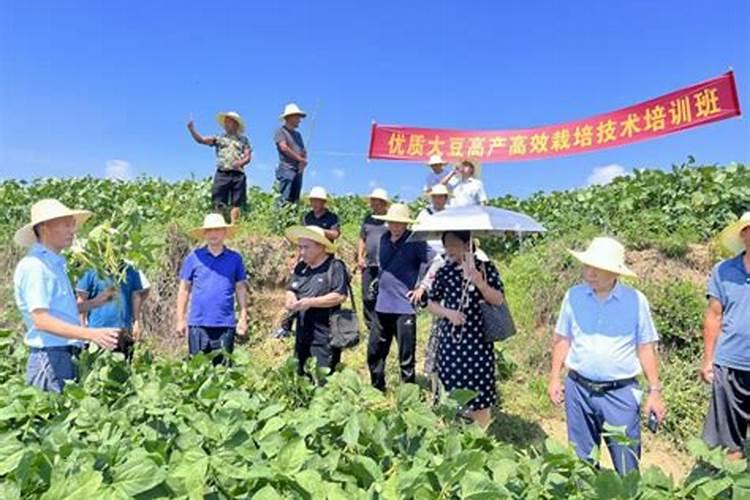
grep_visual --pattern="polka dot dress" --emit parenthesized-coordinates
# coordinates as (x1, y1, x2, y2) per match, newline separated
(429, 258, 503, 411)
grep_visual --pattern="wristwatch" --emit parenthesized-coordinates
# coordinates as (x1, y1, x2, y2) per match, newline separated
(647, 384, 662, 393)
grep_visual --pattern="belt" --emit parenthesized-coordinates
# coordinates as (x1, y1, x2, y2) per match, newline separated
(30, 345, 82, 355)
(569, 370, 636, 394)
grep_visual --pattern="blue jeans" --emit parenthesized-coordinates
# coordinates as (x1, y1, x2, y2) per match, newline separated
(275, 166, 303, 205)
(565, 375, 642, 475)
(26, 347, 79, 393)
(188, 326, 235, 365)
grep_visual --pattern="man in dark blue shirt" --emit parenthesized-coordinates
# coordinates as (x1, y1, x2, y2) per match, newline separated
(274, 103, 307, 205)
(367, 203, 431, 391)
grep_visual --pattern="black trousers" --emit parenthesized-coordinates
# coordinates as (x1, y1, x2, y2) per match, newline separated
(367, 312, 417, 391)
(361, 266, 379, 334)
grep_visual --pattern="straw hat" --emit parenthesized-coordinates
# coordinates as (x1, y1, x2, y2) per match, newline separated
(568, 237, 637, 278)
(427, 154, 446, 166)
(457, 157, 482, 178)
(308, 186, 329, 201)
(14, 199, 92, 247)
(429, 184, 450, 197)
(373, 203, 416, 224)
(280, 103, 307, 120)
(285, 225, 336, 253)
(366, 187, 389, 202)
(216, 111, 246, 134)
(189, 213, 236, 239)
(719, 211, 750, 254)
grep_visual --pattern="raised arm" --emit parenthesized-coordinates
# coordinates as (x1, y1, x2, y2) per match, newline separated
(187, 120, 216, 146)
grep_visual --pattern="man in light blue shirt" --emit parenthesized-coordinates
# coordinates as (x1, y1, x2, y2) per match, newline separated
(547, 237, 665, 475)
(13, 199, 120, 393)
(701, 212, 750, 460)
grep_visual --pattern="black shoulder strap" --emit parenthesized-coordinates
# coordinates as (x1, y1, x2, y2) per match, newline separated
(378, 236, 407, 272)
(327, 258, 356, 312)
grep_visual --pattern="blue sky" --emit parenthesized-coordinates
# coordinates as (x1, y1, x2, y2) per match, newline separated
(1, 1, 748, 200)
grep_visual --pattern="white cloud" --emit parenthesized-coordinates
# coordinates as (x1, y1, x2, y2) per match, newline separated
(332, 168, 345, 179)
(105, 160, 132, 180)
(586, 164, 626, 186)
(368, 180, 378, 188)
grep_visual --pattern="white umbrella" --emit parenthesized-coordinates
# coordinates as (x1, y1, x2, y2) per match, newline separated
(409, 205, 546, 241)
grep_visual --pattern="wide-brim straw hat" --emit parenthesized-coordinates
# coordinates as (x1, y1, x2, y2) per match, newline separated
(216, 111, 246, 134)
(308, 186, 329, 201)
(718, 211, 750, 254)
(568, 236, 637, 278)
(429, 184, 450, 197)
(189, 213, 236, 239)
(285, 225, 336, 253)
(14, 199, 92, 247)
(280, 103, 307, 120)
(373, 203, 416, 224)
(457, 157, 482, 178)
(427, 154, 446, 166)
(366, 187, 389, 202)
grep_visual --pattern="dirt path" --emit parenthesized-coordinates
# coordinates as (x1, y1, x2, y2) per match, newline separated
(538, 416, 692, 481)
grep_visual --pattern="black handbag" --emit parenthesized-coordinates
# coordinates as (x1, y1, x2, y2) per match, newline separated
(328, 260, 360, 349)
(478, 263, 516, 343)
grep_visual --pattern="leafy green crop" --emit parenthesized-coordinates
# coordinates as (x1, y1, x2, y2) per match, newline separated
(0, 329, 748, 499)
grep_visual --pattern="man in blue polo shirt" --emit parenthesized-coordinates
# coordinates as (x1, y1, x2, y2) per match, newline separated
(702, 212, 750, 460)
(13, 199, 120, 393)
(176, 214, 248, 364)
(367, 203, 432, 391)
(548, 237, 665, 475)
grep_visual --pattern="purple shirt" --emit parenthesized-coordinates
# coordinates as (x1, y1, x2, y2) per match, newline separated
(375, 230, 428, 315)
(179, 246, 246, 327)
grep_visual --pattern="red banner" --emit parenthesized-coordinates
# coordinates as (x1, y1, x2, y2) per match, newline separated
(368, 72, 741, 162)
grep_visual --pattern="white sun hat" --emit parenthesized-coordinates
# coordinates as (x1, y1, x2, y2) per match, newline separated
(568, 237, 637, 278)
(308, 186, 329, 201)
(14, 199, 93, 247)
(366, 187, 389, 202)
(373, 203, 416, 224)
(718, 212, 750, 254)
(285, 225, 336, 253)
(189, 213, 236, 239)
(457, 157, 482, 179)
(280, 103, 307, 120)
(428, 184, 450, 197)
(427, 154, 446, 166)
(216, 111, 246, 133)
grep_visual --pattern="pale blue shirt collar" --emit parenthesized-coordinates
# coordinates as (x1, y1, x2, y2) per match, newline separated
(30, 242, 66, 268)
(583, 281, 624, 302)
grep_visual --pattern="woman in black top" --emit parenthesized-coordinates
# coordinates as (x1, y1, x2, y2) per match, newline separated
(284, 225, 349, 377)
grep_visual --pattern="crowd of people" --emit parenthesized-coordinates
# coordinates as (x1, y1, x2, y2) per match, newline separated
(10, 105, 750, 475)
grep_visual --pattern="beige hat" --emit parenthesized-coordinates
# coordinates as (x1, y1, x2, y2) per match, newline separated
(285, 225, 336, 253)
(308, 186, 329, 201)
(568, 237, 637, 278)
(216, 111, 246, 134)
(719, 212, 750, 254)
(366, 187, 389, 202)
(373, 203, 416, 224)
(280, 103, 307, 120)
(189, 213, 236, 239)
(429, 184, 450, 197)
(458, 157, 482, 178)
(427, 154, 446, 166)
(14, 199, 92, 247)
